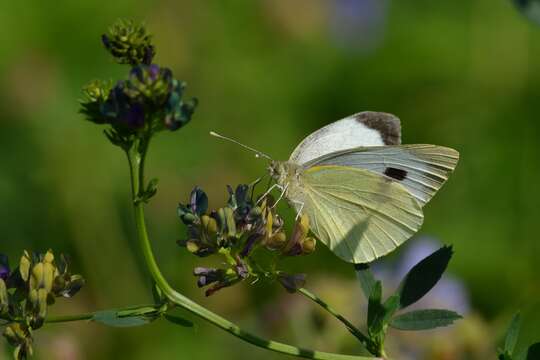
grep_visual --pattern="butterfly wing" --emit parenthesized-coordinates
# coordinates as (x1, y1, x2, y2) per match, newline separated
(289, 112, 401, 165)
(303, 145, 459, 207)
(288, 165, 424, 264)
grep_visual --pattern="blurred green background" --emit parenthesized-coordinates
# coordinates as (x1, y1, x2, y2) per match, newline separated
(1, 0, 540, 359)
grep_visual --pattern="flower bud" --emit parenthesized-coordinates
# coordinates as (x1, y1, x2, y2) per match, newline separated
(101, 19, 155, 65)
(0, 279, 8, 314)
(282, 214, 314, 256)
(301, 237, 316, 255)
(30, 263, 44, 291)
(3, 323, 33, 360)
(265, 232, 287, 251)
(19, 251, 31, 282)
(193, 267, 225, 288)
(190, 187, 208, 216)
(201, 215, 218, 235)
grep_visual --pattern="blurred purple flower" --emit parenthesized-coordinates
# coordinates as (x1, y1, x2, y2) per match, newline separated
(330, 0, 390, 52)
(0, 254, 9, 280)
(373, 237, 470, 314)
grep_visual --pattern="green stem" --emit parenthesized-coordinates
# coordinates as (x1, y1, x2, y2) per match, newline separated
(45, 303, 160, 324)
(45, 312, 94, 324)
(297, 288, 371, 346)
(126, 142, 375, 360)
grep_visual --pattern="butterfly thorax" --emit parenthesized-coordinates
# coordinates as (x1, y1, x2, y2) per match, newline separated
(268, 161, 303, 189)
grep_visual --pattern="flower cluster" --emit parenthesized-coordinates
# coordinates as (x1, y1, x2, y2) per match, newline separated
(80, 20, 197, 147)
(0, 251, 84, 360)
(177, 185, 315, 296)
(101, 19, 155, 66)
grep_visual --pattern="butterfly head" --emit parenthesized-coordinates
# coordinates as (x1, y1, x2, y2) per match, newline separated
(269, 161, 300, 186)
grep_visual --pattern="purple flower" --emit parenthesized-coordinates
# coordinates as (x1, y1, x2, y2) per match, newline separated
(193, 267, 224, 288)
(330, 0, 390, 52)
(0, 254, 9, 280)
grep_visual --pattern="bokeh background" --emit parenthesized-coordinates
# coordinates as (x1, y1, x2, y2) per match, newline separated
(1, 0, 539, 359)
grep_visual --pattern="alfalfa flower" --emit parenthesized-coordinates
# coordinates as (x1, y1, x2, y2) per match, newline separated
(101, 19, 155, 65)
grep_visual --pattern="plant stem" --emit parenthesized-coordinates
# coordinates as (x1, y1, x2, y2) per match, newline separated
(297, 288, 371, 347)
(126, 142, 376, 360)
(45, 312, 94, 324)
(45, 303, 160, 324)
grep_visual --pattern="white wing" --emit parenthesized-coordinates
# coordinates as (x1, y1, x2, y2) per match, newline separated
(289, 112, 401, 165)
(293, 165, 424, 263)
(304, 145, 459, 207)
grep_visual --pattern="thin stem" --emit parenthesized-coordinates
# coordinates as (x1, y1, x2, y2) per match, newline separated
(297, 288, 370, 346)
(126, 144, 376, 360)
(45, 312, 94, 324)
(45, 303, 160, 324)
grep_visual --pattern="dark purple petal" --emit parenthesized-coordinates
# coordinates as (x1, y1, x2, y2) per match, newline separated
(125, 103, 145, 128)
(240, 233, 261, 258)
(189, 187, 208, 215)
(101, 34, 111, 49)
(193, 267, 223, 288)
(148, 64, 160, 80)
(0, 254, 9, 280)
(235, 258, 249, 279)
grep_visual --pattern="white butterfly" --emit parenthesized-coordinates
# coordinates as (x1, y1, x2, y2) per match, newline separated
(213, 112, 459, 264)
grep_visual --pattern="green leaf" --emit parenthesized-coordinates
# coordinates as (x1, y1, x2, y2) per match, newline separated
(164, 314, 194, 328)
(397, 245, 453, 309)
(504, 312, 522, 355)
(93, 309, 156, 327)
(389, 309, 462, 331)
(382, 295, 400, 325)
(354, 263, 377, 300)
(526, 342, 540, 360)
(367, 281, 383, 331)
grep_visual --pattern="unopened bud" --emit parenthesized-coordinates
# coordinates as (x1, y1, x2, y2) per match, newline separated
(19, 251, 31, 282)
(301, 237, 316, 255)
(265, 232, 287, 250)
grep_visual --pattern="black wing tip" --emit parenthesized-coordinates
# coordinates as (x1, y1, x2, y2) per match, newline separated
(384, 167, 408, 181)
(353, 111, 402, 145)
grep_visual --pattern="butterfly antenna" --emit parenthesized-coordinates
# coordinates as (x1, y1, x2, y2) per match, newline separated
(210, 131, 273, 160)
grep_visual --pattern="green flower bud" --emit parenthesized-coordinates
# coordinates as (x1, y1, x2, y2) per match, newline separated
(101, 19, 155, 65)
(43, 250, 54, 264)
(282, 214, 311, 256)
(0, 279, 8, 314)
(264, 232, 287, 251)
(186, 240, 200, 254)
(79, 80, 113, 124)
(3, 323, 33, 360)
(301, 237, 316, 255)
(19, 251, 31, 282)
(201, 215, 218, 235)
(215, 207, 237, 245)
(29, 263, 43, 291)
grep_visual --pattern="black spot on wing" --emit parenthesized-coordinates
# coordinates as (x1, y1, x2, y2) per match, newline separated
(354, 111, 401, 145)
(384, 167, 408, 181)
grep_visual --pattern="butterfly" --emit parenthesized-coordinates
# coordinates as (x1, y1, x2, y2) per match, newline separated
(212, 112, 459, 264)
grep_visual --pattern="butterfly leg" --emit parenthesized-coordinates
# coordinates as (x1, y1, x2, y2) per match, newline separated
(256, 183, 280, 205)
(291, 200, 305, 220)
(271, 183, 289, 209)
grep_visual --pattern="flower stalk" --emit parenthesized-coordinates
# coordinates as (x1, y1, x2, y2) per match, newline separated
(125, 139, 375, 360)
